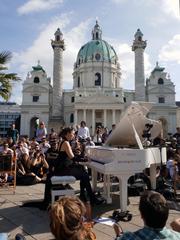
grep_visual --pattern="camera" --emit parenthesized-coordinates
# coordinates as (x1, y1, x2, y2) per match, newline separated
(142, 123, 153, 139)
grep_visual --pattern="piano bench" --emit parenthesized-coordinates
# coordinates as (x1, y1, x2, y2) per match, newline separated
(51, 176, 76, 204)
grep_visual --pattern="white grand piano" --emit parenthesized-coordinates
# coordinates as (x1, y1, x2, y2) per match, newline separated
(86, 102, 166, 212)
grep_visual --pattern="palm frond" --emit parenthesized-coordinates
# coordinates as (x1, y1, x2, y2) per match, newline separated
(0, 66, 8, 71)
(0, 79, 12, 101)
(0, 73, 20, 81)
(0, 51, 20, 101)
(0, 51, 12, 64)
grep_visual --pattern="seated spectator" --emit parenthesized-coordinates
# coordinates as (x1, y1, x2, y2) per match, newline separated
(16, 141, 29, 160)
(6, 137, 14, 148)
(30, 137, 39, 151)
(114, 191, 180, 239)
(31, 152, 49, 179)
(19, 137, 28, 149)
(166, 149, 179, 194)
(156, 165, 175, 199)
(174, 146, 180, 175)
(173, 127, 180, 144)
(39, 137, 50, 154)
(49, 196, 96, 240)
(46, 141, 59, 170)
(0, 142, 13, 156)
(85, 137, 95, 147)
(0, 142, 14, 183)
(71, 136, 84, 159)
(16, 153, 41, 185)
(48, 128, 58, 145)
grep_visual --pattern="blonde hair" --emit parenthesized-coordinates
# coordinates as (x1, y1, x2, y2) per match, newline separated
(49, 196, 95, 240)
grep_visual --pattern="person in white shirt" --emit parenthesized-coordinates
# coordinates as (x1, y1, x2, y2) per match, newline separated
(16, 141, 29, 160)
(77, 121, 90, 140)
(39, 137, 51, 154)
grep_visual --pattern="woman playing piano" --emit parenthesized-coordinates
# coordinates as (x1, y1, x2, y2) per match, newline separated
(43, 127, 103, 209)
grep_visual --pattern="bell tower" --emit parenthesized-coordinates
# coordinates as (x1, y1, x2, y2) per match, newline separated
(132, 29, 147, 101)
(51, 28, 65, 119)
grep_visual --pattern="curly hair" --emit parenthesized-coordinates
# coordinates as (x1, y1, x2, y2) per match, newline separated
(49, 196, 95, 240)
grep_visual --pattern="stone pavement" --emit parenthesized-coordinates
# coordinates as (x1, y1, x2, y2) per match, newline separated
(0, 182, 179, 240)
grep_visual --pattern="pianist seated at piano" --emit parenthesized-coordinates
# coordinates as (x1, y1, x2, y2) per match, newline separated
(114, 191, 180, 240)
(43, 127, 104, 209)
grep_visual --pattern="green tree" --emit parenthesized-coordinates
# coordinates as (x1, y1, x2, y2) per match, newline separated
(0, 51, 20, 101)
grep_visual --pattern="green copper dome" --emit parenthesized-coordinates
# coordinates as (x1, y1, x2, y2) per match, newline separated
(75, 21, 118, 66)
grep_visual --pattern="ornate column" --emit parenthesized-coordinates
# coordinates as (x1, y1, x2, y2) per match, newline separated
(51, 28, 65, 118)
(92, 109, 95, 135)
(83, 109, 86, 122)
(132, 29, 147, 101)
(103, 109, 107, 127)
(74, 109, 78, 125)
(112, 109, 116, 124)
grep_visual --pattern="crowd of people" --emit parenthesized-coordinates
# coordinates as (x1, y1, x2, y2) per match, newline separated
(0, 121, 180, 239)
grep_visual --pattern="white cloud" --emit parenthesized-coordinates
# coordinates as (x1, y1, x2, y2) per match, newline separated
(111, 0, 126, 3)
(17, 0, 63, 15)
(159, 34, 180, 64)
(107, 39, 152, 90)
(161, 0, 180, 19)
(11, 14, 91, 103)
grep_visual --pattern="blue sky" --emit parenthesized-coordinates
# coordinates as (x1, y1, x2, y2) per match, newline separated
(1, 0, 180, 103)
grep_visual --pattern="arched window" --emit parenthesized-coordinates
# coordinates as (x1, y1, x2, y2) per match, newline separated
(56, 35, 60, 41)
(96, 32, 98, 39)
(95, 53, 101, 61)
(71, 96, 74, 102)
(138, 36, 142, 41)
(158, 97, 165, 103)
(33, 96, 39, 102)
(95, 72, 101, 86)
(78, 59, 81, 65)
(70, 113, 74, 123)
(158, 78, 164, 84)
(77, 76, 80, 87)
(34, 77, 40, 83)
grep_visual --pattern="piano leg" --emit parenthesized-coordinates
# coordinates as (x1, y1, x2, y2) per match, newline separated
(118, 176, 129, 212)
(91, 168, 98, 192)
(103, 174, 112, 204)
(150, 164, 156, 190)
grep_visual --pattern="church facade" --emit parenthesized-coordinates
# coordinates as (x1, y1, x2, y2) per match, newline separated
(20, 21, 176, 137)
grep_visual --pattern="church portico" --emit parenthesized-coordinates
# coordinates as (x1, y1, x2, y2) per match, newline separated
(74, 106, 122, 134)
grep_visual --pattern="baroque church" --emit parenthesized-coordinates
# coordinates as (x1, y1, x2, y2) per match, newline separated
(20, 21, 176, 138)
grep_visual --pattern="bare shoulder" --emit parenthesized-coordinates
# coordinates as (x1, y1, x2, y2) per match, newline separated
(61, 140, 70, 150)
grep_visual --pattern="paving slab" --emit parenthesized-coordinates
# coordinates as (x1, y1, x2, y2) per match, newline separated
(0, 183, 179, 239)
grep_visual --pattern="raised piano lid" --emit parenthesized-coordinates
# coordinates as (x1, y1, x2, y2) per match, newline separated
(105, 102, 162, 147)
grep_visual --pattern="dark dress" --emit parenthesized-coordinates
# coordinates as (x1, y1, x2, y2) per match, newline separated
(44, 141, 94, 204)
